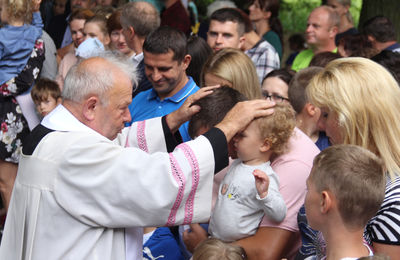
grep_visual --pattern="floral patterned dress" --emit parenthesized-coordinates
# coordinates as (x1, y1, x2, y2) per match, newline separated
(0, 39, 44, 163)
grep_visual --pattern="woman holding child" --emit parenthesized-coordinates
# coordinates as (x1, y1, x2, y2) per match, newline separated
(307, 57, 400, 259)
(185, 48, 320, 259)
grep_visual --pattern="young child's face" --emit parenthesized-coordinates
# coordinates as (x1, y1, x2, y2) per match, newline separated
(36, 96, 60, 117)
(304, 175, 322, 230)
(232, 120, 266, 164)
(53, 0, 67, 16)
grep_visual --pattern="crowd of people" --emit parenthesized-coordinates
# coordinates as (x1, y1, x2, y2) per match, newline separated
(0, 0, 400, 259)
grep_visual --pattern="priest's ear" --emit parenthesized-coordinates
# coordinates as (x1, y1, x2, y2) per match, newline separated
(82, 95, 101, 122)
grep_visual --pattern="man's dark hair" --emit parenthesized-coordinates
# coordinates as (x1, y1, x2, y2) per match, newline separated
(187, 35, 212, 85)
(263, 69, 295, 85)
(371, 50, 400, 84)
(235, 8, 252, 33)
(188, 86, 247, 138)
(209, 8, 246, 36)
(143, 26, 188, 62)
(338, 33, 378, 58)
(309, 51, 342, 67)
(362, 15, 397, 43)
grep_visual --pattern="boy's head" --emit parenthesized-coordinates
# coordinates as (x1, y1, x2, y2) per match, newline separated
(305, 144, 385, 232)
(189, 86, 247, 139)
(288, 66, 323, 114)
(31, 78, 62, 117)
(233, 103, 295, 163)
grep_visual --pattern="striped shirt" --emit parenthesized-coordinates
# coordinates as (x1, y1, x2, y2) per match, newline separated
(365, 176, 400, 245)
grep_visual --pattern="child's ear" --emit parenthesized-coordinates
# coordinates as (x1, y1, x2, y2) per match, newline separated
(320, 190, 333, 214)
(56, 97, 62, 105)
(305, 103, 318, 117)
(260, 138, 271, 152)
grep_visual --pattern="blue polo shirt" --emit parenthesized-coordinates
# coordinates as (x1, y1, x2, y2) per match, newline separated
(127, 76, 198, 141)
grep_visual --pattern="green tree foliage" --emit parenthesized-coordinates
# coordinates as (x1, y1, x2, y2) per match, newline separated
(280, 0, 362, 34)
(280, 0, 321, 34)
(194, 0, 362, 34)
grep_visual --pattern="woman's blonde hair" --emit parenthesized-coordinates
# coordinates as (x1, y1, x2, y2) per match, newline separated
(3, 0, 32, 23)
(307, 57, 400, 178)
(201, 48, 262, 99)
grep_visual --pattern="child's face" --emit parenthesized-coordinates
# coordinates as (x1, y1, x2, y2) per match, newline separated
(53, 0, 67, 16)
(232, 120, 267, 164)
(304, 175, 322, 230)
(36, 96, 60, 117)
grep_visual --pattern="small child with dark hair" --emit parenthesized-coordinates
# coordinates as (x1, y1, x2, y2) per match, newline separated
(288, 66, 330, 151)
(209, 103, 295, 242)
(31, 78, 61, 117)
(305, 144, 386, 259)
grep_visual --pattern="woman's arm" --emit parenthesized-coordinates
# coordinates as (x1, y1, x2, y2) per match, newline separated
(0, 39, 45, 97)
(236, 227, 295, 260)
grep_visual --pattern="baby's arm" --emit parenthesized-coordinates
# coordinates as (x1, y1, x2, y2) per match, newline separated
(253, 169, 269, 199)
(253, 169, 287, 222)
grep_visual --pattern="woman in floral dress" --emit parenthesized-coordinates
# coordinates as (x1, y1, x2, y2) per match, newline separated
(0, 39, 44, 212)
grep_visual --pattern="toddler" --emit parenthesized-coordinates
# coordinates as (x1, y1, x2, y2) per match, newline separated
(0, 0, 42, 85)
(209, 103, 295, 242)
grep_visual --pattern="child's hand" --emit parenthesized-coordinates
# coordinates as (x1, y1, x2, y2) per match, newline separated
(253, 169, 269, 199)
(32, 0, 42, 12)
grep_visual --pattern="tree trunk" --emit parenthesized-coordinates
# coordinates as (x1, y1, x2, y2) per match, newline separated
(358, 0, 400, 41)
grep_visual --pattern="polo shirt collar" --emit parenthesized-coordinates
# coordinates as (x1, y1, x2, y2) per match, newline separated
(385, 42, 400, 51)
(147, 76, 196, 103)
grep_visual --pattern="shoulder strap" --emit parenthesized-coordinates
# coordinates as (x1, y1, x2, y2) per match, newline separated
(23, 124, 55, 155)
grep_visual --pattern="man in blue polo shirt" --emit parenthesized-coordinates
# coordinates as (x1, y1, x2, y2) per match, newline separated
(127, 26, 198, 141)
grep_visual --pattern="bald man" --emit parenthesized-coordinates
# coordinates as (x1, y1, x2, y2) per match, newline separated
(292, 6, 339, 71)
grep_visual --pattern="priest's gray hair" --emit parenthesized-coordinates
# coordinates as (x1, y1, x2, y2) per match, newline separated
(62, 51, 137, 104)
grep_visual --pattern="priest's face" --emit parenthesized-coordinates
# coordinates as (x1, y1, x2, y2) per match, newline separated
(96, 69, 133, 140)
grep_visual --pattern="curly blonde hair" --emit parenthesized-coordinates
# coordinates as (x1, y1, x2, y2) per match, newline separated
(255, 103, 296, 155)
(2, 0, 32, 23)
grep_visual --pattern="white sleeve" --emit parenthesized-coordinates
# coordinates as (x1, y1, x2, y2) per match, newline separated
(116, 117, 169, 153)
(54, 133, 215, 228)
